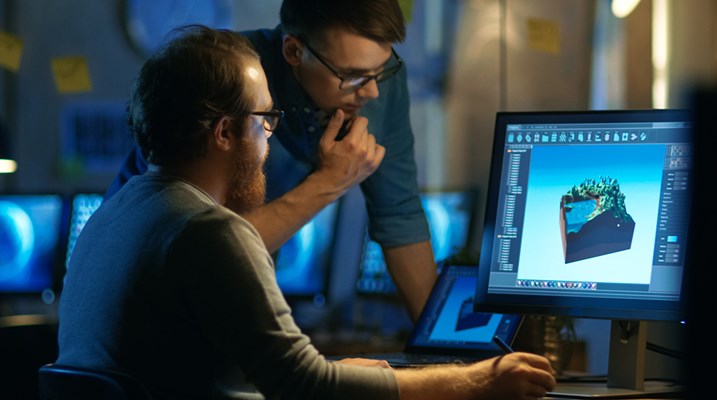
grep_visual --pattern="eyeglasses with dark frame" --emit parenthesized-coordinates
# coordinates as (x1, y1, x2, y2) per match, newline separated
(250, 109, 284, 132)
(303, 43, 403, 92)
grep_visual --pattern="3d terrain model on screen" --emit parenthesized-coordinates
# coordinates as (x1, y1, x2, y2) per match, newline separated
(559, 176, 635, 263)
(456, 296, 491, 331)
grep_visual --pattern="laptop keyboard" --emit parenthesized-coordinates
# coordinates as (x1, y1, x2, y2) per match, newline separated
(365, 352, 479, 367)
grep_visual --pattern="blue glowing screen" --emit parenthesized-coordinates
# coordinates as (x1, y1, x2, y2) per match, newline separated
(65, 193, 103, 269)
(275, 202, 339, 297)
(0, 194, 64, 293)
(356, 191, 475, 295)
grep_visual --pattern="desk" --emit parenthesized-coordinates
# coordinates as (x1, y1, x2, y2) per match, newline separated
(217, 372, 686, 400)
(0, 314, 59, 400)
(544, 380, 686, 399)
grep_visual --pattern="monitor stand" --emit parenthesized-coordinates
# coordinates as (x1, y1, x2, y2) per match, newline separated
(547, 321, 684, 398)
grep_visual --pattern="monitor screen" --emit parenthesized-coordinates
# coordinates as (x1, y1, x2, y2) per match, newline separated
(0, 194, 65, 294)
(275, 201, 340, 302)
(474, 109, 691, 397)
(356, 190, 477, 295)
(65, 193, 104, 269)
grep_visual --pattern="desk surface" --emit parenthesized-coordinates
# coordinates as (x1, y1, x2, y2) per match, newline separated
(545, 380, 685, 399)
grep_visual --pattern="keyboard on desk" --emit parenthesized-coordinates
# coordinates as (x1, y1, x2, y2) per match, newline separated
(354, 351, 484, 368)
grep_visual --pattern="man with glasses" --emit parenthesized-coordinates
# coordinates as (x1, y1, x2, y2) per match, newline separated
(107, 0, 437, 323)
(62, 25, 556, 400)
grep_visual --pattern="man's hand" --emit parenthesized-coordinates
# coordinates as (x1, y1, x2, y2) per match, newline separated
(241, 110, 384, 253)
(473, 352, 556, 399)
(315, 109, 385, 197)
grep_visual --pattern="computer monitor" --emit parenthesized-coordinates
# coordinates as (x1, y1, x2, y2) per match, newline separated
(275, 201, 340, 304)
(356, 190, 477, 295)
(474, 109, 691, 398)
(0, 194, 65, 296)
(65, 193, 104, 269)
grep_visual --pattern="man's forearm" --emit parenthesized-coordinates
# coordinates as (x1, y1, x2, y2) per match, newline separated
(241, 172, 342, 253)
(393, 352, 556, 399)
(383, 241, 438, 322)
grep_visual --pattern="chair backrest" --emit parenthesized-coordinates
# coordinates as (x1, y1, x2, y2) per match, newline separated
(38, 363, 154, 400)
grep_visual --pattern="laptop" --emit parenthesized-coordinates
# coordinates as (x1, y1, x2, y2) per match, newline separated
(333, 265, 523, 367)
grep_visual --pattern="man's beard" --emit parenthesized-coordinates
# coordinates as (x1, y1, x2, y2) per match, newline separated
(228, 139, 268, 215)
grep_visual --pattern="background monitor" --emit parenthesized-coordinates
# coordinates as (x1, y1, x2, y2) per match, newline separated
(275, 201, 340, 304)
(474, 109, 691, 397)
(65, 193, 104, 270)
(356, 190, 477, 295)
(0, 194, 65, 295)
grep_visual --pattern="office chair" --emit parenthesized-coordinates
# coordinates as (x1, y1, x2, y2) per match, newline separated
(38, 363, 154, 400)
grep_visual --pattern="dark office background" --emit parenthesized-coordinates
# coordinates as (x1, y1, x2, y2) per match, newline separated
(1, 0, 715, 399)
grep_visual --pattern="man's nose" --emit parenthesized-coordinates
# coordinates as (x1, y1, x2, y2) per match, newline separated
(356, 78, 380, 99)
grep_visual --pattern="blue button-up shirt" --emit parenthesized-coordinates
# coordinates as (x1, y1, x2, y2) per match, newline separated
(106, 26, 429, 248)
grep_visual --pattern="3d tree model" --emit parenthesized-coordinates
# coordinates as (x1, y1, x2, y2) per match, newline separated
(559, 176, 635, 263)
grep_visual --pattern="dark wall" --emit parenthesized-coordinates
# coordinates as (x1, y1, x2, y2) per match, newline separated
(2, 1, 144, 193)
(0, 0, 282, 195)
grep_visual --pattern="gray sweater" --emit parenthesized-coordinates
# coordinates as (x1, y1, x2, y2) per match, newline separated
(57, 173, 398, 399)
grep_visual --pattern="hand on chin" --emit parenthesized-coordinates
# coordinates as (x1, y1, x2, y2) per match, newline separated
(341, 105, 361, 117)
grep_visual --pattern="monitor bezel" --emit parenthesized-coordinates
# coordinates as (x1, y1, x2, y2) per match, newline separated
(474, 109, 691, 323)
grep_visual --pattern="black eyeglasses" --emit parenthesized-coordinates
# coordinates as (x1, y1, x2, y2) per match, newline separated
(250, 108, 284, 131)
(303, 43, 403, 92)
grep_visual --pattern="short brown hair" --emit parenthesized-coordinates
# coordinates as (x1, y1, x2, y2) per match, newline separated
(280, 0, 406, 46)
(128, 25, 260, 165)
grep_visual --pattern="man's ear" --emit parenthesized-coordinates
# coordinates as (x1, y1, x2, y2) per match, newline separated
(283, 35, 303, 66)
(212, 116, 233, 152)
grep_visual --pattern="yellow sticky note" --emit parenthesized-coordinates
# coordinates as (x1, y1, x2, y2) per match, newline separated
(399, 0, 413, 23)
(0, 32, 23, 72)
(526, 18, 560, 55)
(51, 56, 92, 94)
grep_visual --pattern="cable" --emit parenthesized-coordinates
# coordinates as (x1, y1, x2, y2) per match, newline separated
(646, 340, 685, 360)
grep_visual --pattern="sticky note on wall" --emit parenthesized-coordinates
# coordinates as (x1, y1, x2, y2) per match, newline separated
(51, 56, 92, 94)
(526, 18, 560, 55)
(0, 32, 23, 72)
(399, 0, 413, 23)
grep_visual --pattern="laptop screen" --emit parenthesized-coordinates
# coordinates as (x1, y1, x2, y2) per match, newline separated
(406, 265, 522, 354)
